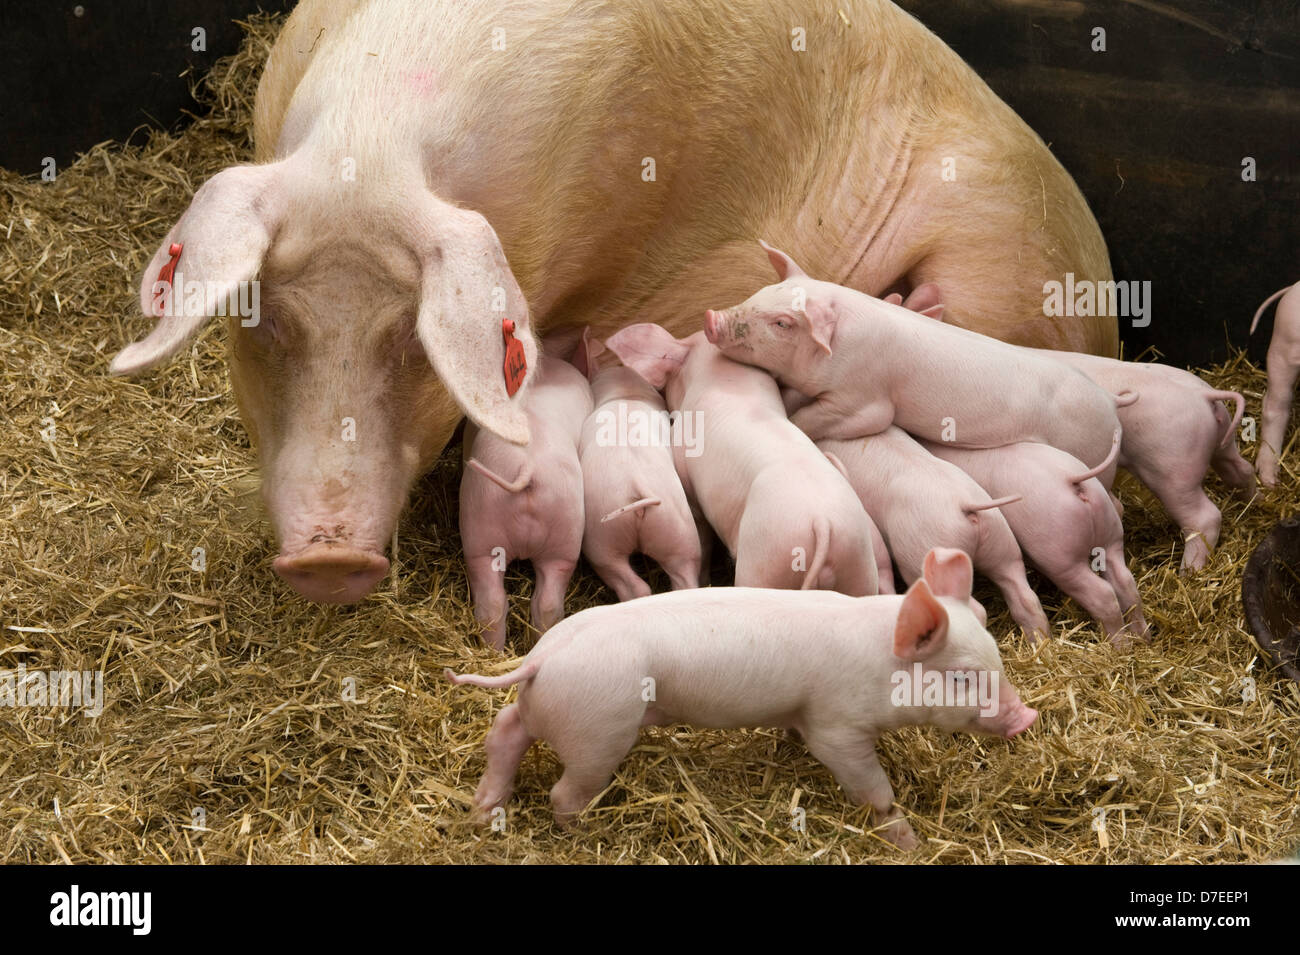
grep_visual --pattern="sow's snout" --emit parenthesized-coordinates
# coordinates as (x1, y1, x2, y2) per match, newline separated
(273, 541, 390, 604)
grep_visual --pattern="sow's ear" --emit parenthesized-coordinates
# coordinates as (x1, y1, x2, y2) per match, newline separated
(415, 204, 538, 446)
(604, 323, 688, 390)
(110, 162, 286, 376)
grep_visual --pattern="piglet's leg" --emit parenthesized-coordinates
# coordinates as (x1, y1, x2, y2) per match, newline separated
(789, 397, 892, 442)
(531, 559, 576, 634)
(1102, 544, 1149, 644)
(801, 728, 919, 850)
(662, 554, 702, 593)
(591, 558, 653, 602)
(988, 565, 1051, 643)
(1053, 565, 1127, 644)
(466, 554, 509, 651)
(1159, 486, 1222, 573)
(472, 703, 534, 823)
(549, 725, 641, 828)
(1210, 441, 1256, 500)
(1257, 348, 1298, 487)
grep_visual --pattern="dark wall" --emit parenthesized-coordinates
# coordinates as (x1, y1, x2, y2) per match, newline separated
(898, 0, 1300, 366)
(0, 1, 292, 174)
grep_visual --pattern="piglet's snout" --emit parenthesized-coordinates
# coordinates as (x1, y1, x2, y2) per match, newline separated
(274, 541, 390, 604)
(1001, 703, 1039, 739)
(979, 682, 1038, 739)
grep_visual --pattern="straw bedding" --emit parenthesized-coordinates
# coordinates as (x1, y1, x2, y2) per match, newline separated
(1, 14, 1296, 864)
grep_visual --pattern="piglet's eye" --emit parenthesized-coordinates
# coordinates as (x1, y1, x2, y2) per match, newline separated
(775, 319, 791, 330)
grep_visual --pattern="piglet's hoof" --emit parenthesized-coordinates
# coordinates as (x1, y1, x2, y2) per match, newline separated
(875, 809, 920, 850)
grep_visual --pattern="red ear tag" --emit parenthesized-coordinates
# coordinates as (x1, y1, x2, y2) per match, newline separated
(158, 242, 183, 288)
(502, 318, 527, 397)
(153, 242, 183, 315)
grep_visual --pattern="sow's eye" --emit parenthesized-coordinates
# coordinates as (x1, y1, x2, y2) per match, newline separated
(241, 309, 279, 347)
(235, 305, 283, 353)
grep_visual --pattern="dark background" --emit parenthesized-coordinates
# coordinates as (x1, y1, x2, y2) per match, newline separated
(1, 0, 1296, 368)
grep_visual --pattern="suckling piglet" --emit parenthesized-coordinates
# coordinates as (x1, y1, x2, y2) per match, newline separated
(460, 354, 593, 650)
(924, 434, 1149, 647)
(1251, 283, 1300, 486)
(705, 242, 1122, 486)
(1032, 349, 1253, 571)
(818, 427, 1049, 640)
(573, 330, 701, 599)
(446, 548, 1038, 847)
(605, 325, 879, 595)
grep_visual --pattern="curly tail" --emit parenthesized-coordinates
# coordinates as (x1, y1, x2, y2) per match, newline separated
(444, 660, 540, 689)
(1113, 389, 1139, 408)
(601, 497, 662, 523)
(468, 458, 532, 493)
(1204, 390, 1246, 448)
(964, 494, 1022, 514)
(1251, 285, 1294, 335)
(1069, 428, 1122, 485)
(801, 515, 832, 590)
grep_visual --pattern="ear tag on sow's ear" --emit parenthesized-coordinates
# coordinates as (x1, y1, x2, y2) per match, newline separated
(153, 242, 183, 315)
(502, 318, 527, 397)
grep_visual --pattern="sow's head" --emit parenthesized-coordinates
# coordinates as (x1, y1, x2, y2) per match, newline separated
(110, 159, 538, 603)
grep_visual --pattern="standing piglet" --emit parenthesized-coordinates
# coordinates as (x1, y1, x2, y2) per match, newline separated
(605, 326, 879, 596)
(924, 435, 1148, 648)
(446, 548, 1038, 847)
(818, 428, 1049, 640)
(460, 354, 592, 650)
(1252, 283, 1300, 486)
(705, 243, 1122, 486)
(1033, 349, 1253, 571)
(573, 331, 701, 599)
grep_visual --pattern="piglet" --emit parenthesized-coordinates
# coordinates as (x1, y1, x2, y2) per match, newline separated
(819, 428, 1049, 640)
(924, 434, 1148, 647)
(446, 548, 1038, 846)
(606, 326, 879, 596)
(706, 242, 1122, 486)
(460, 354, 593, 650)
(573, 330, 701, 599)
(1033, 349, 1253, 571)
(1252, 283, 1300, 486)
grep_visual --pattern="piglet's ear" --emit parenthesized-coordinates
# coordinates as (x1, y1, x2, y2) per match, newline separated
(921, 547, 974, 601)
(415, 202, 537, 446)
(902, 282, 945, 320)
(110, 162, 286, 376)
(573, 326, 609, 381)
(604, 323, 688, 391)
(758, 239, 808, 282)
(805, 303, 836, 356)
(894, 577, 950, 661)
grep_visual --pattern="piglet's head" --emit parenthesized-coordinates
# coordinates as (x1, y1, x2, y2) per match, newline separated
(109, 160, 539, 604)
(890, 548, 1038, 741)
(704, 241, 837, 384)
